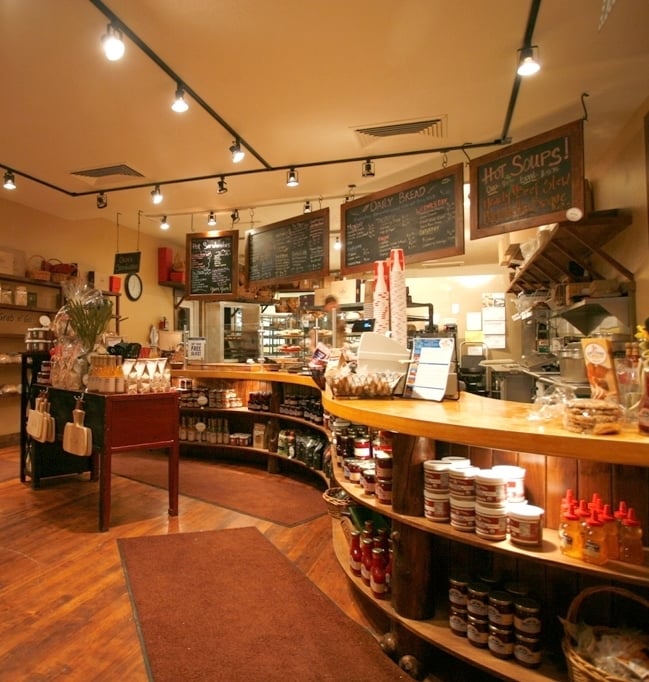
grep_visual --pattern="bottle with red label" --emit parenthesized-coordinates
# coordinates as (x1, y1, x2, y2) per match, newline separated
(349, 530, 362, 577)
(370, 547, 388, 599)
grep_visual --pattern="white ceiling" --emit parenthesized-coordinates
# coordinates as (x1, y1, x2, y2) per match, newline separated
(1, 0, 649, 270)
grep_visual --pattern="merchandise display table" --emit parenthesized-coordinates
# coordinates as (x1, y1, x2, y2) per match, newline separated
(24, 387, 179, 531)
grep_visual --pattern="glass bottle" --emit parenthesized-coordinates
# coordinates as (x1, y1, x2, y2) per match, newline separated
(582, 509, 608, 565)
(619, 507, 644, 565)
(637, 364, 649, 434)
(114, 356, 125, 393)
(559, 501, 583, 559)
(370, 547, 388, 599)
(349, 530, 362, 577)
(360, 536, 373, 586)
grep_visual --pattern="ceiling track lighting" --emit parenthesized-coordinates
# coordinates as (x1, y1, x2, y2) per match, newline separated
(102, 23, 125, 61)
(334, 236, 342, 251)
(3, 170, 16, 190)
(229, 139, 245, 163)
(517, 45, 541, 76)
(160, 215, 170, 230)
(171, 83, 189, 113)
(286, 168, 299, 187)
(361, 159, 375, 177)
(96, 191, 108, 209)
(217, 176, 228, 194)
(231, 209, 240, 225)
(207, 211, 217, 226)
(151, 185, 163, 205)
(303, 200, 312, 214)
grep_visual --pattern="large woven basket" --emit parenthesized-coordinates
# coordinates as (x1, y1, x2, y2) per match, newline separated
(562, 585, 649, 682)
(322, 487, 352, 519)
(26, 255, 51, 281)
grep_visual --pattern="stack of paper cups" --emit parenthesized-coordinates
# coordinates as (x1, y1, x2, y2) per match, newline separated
(373, 260, 390, 335)
(389, 248, 407, 347)
(363, 279, 374, 322)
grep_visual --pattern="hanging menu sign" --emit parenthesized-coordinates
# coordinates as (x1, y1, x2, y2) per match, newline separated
(246, 207, 329, 286)
(340, 164, 464, 276)
(185, 230, 238, 300)
(469, 119, 585, 239)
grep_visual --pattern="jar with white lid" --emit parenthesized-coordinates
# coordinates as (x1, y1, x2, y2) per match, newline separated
(475, 470, 508, 506)
(449, 466, 479, 499)
(423, 460, 451, 492)
(509, 504, 544, 547)
(423, 489, 450, 522)
(441, 456, 471, 468)
(450, 496, 476, 532)
(491, 465, 526, 503)
(475, 502, 508, 540)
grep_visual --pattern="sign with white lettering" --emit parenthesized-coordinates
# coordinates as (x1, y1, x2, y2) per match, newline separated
(340, 165, 464, 275)
(469, 119, 585, 239)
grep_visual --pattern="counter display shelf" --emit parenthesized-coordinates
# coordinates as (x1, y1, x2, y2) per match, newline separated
(323, 390, 649, 682)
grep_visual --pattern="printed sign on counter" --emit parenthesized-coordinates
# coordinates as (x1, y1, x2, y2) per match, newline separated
(403, 337, 455, 401)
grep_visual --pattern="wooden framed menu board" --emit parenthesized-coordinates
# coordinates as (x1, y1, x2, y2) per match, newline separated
(470, 119, 585, 239)
(340, 164, 464, 276)
(186, 230, 238, 300)
(246, 207, 329, 287)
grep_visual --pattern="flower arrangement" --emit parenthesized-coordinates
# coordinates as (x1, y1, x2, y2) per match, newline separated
(634, 317, 649, 359)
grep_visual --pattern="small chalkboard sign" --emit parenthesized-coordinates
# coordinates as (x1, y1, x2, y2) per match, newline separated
(340, 165, 464, 276)
(470, 119, 585, 239)
(113, 251, 141, 274)
(186, 230, 238, 300)
(246, 208, 329, 286)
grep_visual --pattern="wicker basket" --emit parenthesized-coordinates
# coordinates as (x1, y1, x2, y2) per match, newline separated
(26, 255, 51, 281)
(562, 585, 649, 682)
(322, 487, 352, 519)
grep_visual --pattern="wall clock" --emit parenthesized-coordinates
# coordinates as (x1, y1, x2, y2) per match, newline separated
(125, 273, 143, 301)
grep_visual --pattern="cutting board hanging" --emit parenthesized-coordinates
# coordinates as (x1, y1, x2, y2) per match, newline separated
(26, 394, 47, 443)
(42, 398, 55, 443)
(63, 398, 93, 456)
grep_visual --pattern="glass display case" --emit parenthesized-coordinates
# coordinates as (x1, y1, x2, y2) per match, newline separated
(260, 311, 305, 368)
(201, 302, 261, 363)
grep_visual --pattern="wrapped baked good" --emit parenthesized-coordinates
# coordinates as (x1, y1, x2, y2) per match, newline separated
(563, 398, 623, 435)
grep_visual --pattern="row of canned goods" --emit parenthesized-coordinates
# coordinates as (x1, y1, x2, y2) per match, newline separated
(448, 578, 542, 668)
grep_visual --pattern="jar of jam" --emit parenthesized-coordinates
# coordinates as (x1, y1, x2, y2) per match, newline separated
(376, 477, 392, 505)
(449, 604, 468, 636)
(488, 590, 514, 626)
(514, 632, 542, 668)
(488, 624, 514, 659)
(513, 597, 542, 635)
(467, 614, 489, 648)
(448, 576, 470, 606)
(466, 582, 489, 617)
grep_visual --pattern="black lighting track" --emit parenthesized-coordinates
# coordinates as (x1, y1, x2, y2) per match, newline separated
(1, 0, 541, 201)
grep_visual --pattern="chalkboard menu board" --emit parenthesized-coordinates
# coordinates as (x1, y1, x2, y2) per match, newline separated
(185, 230, 238, 300)
(246, 207, 329, 286)
(340, 165, 464, 276)
(470, 119, 585, 239)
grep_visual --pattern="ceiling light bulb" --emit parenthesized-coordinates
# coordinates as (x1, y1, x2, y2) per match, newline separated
(286, 168, 299, 187)
(171, 85, 189, 113)
(160, 216, 170, 230)
(517, 47, 540, 76)
(151, 185, 163, 204)
(229, 140, 245, 163)
(231, 209, 240, 224)
(207, 211, 217, 226)
(217, 176, 228, 194)
(362, 159, 375, 177)
(96, 191, 107, 209)
(3, 170, 16, 190)
(334, 236, 342, 251)
(102, 23, 125, 61)
(303, 201, 312, 214)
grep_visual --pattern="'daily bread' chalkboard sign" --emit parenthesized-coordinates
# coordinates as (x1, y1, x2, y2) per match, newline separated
(246, 207, 329, 286)
(469, 119, 585, 239)
(340, 164, 464, 276)
(186, 230, 238, 300)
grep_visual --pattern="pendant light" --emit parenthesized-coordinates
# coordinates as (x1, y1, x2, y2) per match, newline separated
(229, 139, 245, 163)
(171, 84, 189, 113)
(517, 46, 540, 76)
(217, 176, 228, 194)
(286, 168, 299, 187)
(102, 23, 125, 61)
(151, 185, 163, 205)
(3, 170, 16, 190)
(160, 216, 170, 230)
(207, 211, 217, 226)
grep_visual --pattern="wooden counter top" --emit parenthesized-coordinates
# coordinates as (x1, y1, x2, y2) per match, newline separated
(170, 367, 649, 467)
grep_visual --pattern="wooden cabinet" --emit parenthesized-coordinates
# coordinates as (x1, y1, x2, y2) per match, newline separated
(322, 391, 649, 681)
(171, 368, 330, 481)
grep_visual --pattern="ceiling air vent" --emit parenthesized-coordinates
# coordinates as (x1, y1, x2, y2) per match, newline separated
(71, 163, 144, 179)
(354, 116, 446, 147)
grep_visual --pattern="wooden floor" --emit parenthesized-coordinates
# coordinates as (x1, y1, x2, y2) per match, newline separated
(0, 445, 376, 682)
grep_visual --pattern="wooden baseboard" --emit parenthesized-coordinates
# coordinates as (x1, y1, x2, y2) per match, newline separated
(0, 433, 20, 448)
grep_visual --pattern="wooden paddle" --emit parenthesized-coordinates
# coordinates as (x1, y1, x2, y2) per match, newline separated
(63, 398, 92, 456)
(26, 394, 46, 442)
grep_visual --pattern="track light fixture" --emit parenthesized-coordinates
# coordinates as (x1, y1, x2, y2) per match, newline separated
(3, 170, 16, 190)
(96, 191, 108, 209)
(334, 236, 342, 251)
(303, 200, 312, 214)
(171, 83, 189, 113)
(151, 185, 163, 205)
(217, 176, 228, 194)
(229, 139, 245, 163)
(160, 216, 170, 230)
(517, 46, 540, 76)
(286, 168, 299, 187)
(207, 211, 217, 226)
(361, 159, 375, 177)
(102, 23, 125, 61)
(231, 209, 240, 225)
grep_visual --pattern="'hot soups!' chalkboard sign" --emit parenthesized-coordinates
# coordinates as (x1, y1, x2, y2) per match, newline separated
(186, 230, 238, 300)
(340, 164, 464, 276)
(246, 208, 329, 286)
(470, 119, 585, 239)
